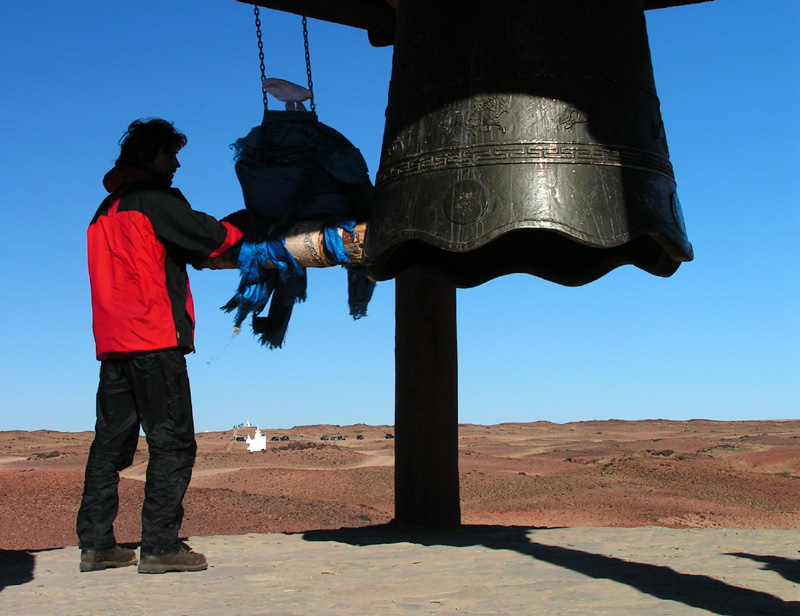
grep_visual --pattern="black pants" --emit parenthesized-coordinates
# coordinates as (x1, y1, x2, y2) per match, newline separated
(76, 349, 197, 554)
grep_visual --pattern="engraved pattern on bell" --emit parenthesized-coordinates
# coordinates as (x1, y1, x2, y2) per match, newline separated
(444, 179, 488, 224)
(365, 0, 693, 287)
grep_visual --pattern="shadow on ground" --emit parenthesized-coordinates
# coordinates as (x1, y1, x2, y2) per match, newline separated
(727, 552, 800, 585)
(0, 549, 35, 591)
(302, 524, 800, 616)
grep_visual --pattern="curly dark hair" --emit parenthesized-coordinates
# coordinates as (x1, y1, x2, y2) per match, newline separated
(115, 118, 187, 168)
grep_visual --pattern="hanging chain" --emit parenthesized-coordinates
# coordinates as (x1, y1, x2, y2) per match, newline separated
(254, 6, 268, 110)
(302, 15, 316, 114)
(255, 7, 315, 114)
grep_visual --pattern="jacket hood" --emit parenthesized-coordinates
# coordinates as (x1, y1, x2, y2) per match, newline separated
(103, 166, 166, 193)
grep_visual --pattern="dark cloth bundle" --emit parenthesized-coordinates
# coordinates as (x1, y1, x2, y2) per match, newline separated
(223, 110, 376, 348)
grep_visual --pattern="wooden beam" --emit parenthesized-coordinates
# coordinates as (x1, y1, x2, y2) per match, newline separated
(235, 0, 713, 45)
(235, 0, 395, 43)
(198, 221, 367, 270)
(644, 0, 713, 9)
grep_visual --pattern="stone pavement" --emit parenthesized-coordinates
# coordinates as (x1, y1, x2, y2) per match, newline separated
(2, 526, 799, 615)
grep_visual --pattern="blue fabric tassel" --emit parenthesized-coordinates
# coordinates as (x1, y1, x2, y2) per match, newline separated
(222, 233, 307, 349)
(321, 218, 375, 319)
(323, 219, 353, 264)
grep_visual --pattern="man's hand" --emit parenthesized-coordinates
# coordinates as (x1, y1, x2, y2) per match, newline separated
(220, 209, 250, 234)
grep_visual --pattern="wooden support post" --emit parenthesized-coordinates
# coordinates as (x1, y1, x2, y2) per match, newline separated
(394, 268, 460, 528)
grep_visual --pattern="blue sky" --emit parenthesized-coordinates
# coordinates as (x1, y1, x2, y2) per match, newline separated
(1, 0, 797, 432)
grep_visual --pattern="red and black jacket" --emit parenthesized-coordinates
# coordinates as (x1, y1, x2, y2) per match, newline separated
(88, 167, 243, 360)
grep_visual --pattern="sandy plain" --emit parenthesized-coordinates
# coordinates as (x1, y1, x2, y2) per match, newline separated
(1, 419, 799, 551)
(2, 420, 800, 615)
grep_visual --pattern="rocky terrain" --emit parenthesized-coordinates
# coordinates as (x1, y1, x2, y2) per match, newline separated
(2, 420, 799, 550)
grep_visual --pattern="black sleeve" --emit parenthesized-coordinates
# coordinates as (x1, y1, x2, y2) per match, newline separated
(138, 190, 231, 259)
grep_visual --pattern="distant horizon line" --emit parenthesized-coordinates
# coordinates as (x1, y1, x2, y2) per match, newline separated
(4, 417, 798, 434)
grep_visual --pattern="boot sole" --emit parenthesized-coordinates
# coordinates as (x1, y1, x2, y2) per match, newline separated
(80, 559, 137, 572)
(138, 562, 208, 574)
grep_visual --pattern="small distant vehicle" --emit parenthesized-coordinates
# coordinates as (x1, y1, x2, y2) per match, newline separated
(356, 434, 365, 440)
(270, 436, 280, 442)
(385, 433, 395, 440)
(280, 436, 290, 441)
(235, 436, 247, 442)
(320, 435, 329, 441)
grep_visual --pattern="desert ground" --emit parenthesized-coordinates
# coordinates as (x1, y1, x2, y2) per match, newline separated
(2, 420, 799, 551)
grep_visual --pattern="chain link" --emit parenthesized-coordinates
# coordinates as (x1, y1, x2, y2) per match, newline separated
(254, 6, 268, 109)
(254, 7, 315, 114)
(302, 15, 316, 114)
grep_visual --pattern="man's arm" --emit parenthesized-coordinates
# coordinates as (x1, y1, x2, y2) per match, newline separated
(139, 190, 246, 260)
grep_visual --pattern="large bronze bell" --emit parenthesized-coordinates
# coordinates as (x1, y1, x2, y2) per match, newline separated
(365, 0, 693, 287)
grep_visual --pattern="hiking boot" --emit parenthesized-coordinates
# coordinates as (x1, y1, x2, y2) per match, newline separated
(80, 545, 138, 572)
(138, 545, 208, 574)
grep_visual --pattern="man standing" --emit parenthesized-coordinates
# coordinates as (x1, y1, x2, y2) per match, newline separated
(77, 119, 245, 573)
